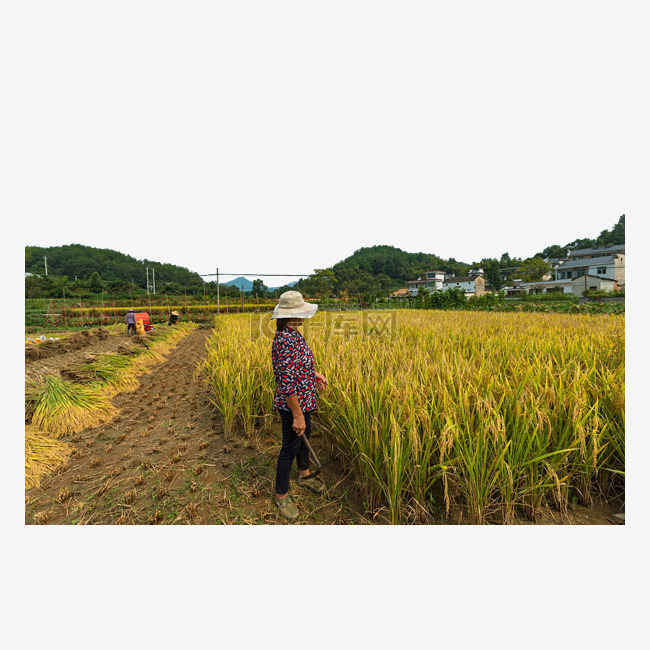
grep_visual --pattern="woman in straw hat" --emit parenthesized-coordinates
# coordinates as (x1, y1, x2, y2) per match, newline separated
(168, 310, 180, 326)
(271, 290, 329, 521)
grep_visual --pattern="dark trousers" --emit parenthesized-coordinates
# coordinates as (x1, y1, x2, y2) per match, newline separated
(127, 323, 136, 335)
(275, 410, 312, 496)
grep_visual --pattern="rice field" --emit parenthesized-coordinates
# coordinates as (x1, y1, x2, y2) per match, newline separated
(199, 310, 625, 524)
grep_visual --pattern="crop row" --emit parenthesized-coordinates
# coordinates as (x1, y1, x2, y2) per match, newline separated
(25, 323, 197, 488)
(198, 310, 624, 524)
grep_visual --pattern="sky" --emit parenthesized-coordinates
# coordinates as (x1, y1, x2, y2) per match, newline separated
(9, 3, 645, 289)
(6, 2, 648, 640)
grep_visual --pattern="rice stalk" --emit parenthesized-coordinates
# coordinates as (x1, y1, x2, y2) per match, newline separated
(199, 310, 624, 524)
(25, 425, 72, 489)
(26, 375, 117, 436)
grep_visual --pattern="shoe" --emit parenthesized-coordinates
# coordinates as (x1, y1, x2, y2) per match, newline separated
(297, 475, 325, 493)
(276, 496, 299, 521)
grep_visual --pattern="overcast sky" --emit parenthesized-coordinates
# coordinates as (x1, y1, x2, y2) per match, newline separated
(8, 2, 644, 288)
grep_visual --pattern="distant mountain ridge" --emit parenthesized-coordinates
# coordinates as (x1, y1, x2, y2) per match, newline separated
(220, 277, 298, 291)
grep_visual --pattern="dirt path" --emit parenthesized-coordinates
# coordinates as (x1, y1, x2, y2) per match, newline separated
(25, 329, 143, 387)
(24, 327, 367, 525)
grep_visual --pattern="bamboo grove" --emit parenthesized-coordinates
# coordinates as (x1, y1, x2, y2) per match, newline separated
(199, 310, 625, 524)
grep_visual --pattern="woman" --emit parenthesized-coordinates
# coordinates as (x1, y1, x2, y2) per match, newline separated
(271, 291, 329, 521)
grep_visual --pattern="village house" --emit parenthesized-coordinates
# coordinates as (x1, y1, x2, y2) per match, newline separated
(510, 244, 625, 295)
(442, 274, 486, 297)
(406, 270, 445, 296)
(570, 274, 618, 295)
(555, 244, 624, 285)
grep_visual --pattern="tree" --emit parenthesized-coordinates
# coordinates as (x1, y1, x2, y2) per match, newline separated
(301, 268, 337, 297)
(536, 244, 567, 259)
(480, 258, 503, 290)
(516, 257, 553, 282)
(251, 279, 267, 298)
(499, 252, 513, 267)
(89, 271, 102, 292)
(609, 214, 625, 245)
(598, 214, 625, 246)
(270, 285, 293, 298)
(108, 279, 131, 294)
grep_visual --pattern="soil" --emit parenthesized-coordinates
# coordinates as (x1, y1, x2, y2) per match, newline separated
(24, 326, 369, 525)
(24, 326, 624, 526)
(25, 329, 144, 388)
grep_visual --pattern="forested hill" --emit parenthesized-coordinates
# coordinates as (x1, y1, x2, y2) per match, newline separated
(333, 245, 470, 283)
(332, 215, 626, 282)
(535, 214, 625, 258)
(25, 244, 203, 290)
(295, 215, 625, 296)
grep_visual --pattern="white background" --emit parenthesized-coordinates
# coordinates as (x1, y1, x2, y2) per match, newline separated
(4, 2, 647, 648)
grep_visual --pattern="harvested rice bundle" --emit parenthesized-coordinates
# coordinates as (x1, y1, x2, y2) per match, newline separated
(25, 425, 71, 489)
(26, 375, 117, 436)
(83, 353, 140, 395)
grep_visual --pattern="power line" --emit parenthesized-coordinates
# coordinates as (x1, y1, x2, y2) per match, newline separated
(199, 273, 311, 278)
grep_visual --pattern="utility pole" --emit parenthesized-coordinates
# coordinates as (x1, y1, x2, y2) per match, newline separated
(44, 256, 48, 276)
(152, 268, 155, 294)
(216, 267, 220, 314)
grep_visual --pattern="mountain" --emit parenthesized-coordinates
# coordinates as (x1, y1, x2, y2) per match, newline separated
(221, 276, 254, 291)
(221, 277, 298, 292)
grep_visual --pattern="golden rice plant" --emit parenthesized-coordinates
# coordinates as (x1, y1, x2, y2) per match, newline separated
(198, 318, 274, 439)
(200, 310, 625, 524)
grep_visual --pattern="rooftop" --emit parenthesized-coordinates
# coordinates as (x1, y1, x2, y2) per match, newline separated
(518, 279, 573, 287)
(407, 277, 443, 284)
(558, 256, 615, 269)
(570, 274, 616, 282)
(443, 276, 482, 284)
(568, 244, 625, 257)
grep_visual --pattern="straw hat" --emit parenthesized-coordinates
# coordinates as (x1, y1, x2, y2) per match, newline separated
(171, 311, 179, 316)
(271, 291, 318, 320)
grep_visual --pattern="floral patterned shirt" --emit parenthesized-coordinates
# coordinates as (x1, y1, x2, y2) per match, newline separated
(272, 326, 317, 412)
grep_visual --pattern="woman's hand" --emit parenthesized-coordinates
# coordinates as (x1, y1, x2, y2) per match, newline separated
(315, 372, 329, 390)
(292, 413, 307, 436)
